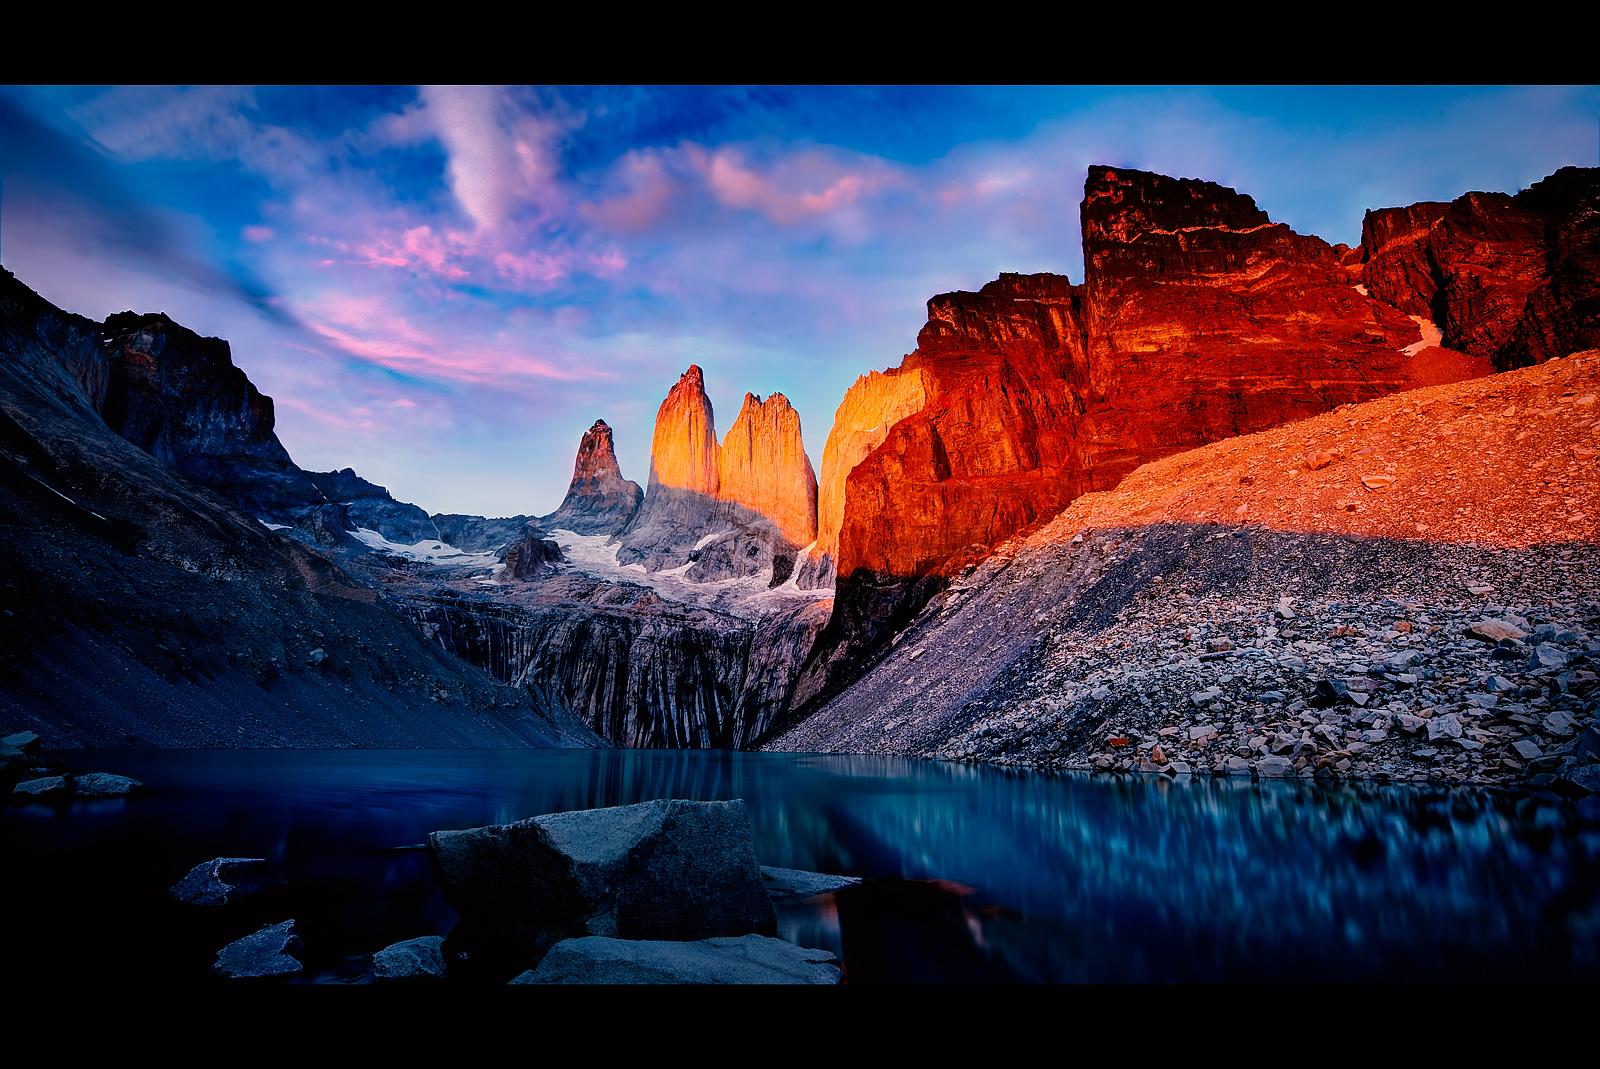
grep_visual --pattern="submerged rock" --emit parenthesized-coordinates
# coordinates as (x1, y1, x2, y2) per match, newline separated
(10, 775, 72, 804)
(428, 798, 776, 967)
(169, 857, 285, 906)
(509, 933, 840, 985)
(212, 920, 303, 979)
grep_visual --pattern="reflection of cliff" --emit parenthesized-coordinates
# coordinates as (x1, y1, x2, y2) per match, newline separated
(617, 365, 818, 584)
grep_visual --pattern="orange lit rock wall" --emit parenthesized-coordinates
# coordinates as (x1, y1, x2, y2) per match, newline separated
(800, 367, 931, 586)
(831, 167, 1499, 587)
(647, 365, 721, 496)
(718, 391, 817, 548)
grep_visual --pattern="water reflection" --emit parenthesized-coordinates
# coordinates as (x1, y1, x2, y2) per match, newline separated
(5, 751, 1596, 982)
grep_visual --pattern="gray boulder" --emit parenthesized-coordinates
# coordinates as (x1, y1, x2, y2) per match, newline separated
(429, 799, 777, 967)
(212, 920, 303, 979)
(509, 934, 840, 985)
(373, 935, 447, 983)
(169, 857, 284, 906)
(73, 773, 142, 798)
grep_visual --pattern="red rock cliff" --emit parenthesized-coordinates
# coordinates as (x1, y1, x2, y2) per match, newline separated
(829, 166, 1486, 588)
(538, 419, 643, 535)
(1362, 166, 1600, 369)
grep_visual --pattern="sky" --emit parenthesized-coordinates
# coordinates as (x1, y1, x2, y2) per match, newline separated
(3, 85, 1596, 518)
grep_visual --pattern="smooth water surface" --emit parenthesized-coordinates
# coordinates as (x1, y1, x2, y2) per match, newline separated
(6, 750, 1598, 982)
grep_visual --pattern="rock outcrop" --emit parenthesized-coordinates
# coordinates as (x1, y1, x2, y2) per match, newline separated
(302, 467, 438, 544)
(617, 366, 818, 582)
(500, 534, 563, 581)
(533, 419, 643, 536)
(428, 799, 777, 969)
(0, 269, 604, 748)
(1362, 167, 1600, 371)
(97, 311, 327, 523)
(787, 167, 1503, 719)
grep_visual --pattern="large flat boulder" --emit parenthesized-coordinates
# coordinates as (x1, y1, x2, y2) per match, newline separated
(509, 934, 840, 985)
(169, 857, 284, 906)
(428, 799, 777, 967)
(212, 920, 303, 979)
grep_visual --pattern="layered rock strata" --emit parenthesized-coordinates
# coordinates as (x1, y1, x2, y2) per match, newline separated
(766, 351, 1600, 793)
(1362, 167, 1600, 371)
(533, 419, 643, 536)
(791, 167, 1501, 715)
(617, 366, 818, 583)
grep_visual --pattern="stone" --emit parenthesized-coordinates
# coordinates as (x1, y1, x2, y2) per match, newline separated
(72, 773, 142, 798)
(510, 934, 841, 985)
(1427, 714, 1464, 742)
(1397, 714, 1428, 735)
(212, 920, 304, 979)
(1224, 756, 1252, 776)
(373, 936, 448, 983)
(10, 775, 71, 804)
(1485, 675, 1518, 693)
(1512, 738, 1544, 761)
(2, 730, 41, 754)
(169, 857, 285, 906)
(428, 799, 777, 967)
(1206, 637, 1233, 652)
(1533, 643, 1569, 669)
(1465, 619, 1528, 643)
(1256, 756, 1294, 778)
(1191, 687, 1223, 707)
(759, 866, 862, 900)
(1544, 710, 1576, 736)
(1554, 765, 1600, 795)
(1312, 679, 1351, 708)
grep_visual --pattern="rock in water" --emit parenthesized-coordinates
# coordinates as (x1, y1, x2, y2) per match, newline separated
(509, 934, 840, 985)
(168, 857, 285, 906)
(427, 798, 777, 967)
(72, 773, 142, 797)
(373, 935, 447, 983)
(534, 420, 643, 536)
(212, 920, 303, 979)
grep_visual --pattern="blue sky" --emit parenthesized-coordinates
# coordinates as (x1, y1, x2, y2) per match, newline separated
(3, 85, 1596, 517)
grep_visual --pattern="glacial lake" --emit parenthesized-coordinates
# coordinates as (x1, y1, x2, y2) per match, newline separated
(6, 750, 1598, 983)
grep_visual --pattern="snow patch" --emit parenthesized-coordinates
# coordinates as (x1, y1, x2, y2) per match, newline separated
(544, 529, 831, 620)
(1402, 314, 1442, 357)
(350, 528, 500, 568)
(1353, 284, 1369, 297)
(258, 520, 292, 531)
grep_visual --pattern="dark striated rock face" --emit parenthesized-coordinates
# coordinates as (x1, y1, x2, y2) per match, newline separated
(793, 166, 1499, 716)
(300, 468, 439, 544)
(402, 578, 829, 749)
(535, 420, 643, 536)
(1362, 166, 1600, 370)
(0, 270, 603, 749)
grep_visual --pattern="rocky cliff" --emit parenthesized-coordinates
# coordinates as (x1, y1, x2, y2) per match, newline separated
(1362, 166, 1600, 371)
(533, 419, 642, 535)
(790, 167, 1503, 714)
(796, 367, 930, 589)
(0, 268, 601, 748)
(617, 365, 818, 584)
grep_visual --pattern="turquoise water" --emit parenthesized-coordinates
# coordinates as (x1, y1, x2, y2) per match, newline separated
(6, 750, 1597, 982)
